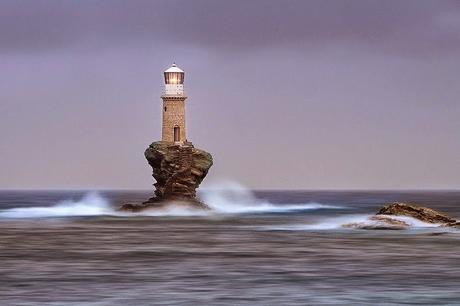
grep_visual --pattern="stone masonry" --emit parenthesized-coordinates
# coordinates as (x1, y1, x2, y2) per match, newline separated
(161, 96, 187, 143)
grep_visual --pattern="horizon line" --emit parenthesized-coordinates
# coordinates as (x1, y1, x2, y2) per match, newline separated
(1, 188, 460, 192)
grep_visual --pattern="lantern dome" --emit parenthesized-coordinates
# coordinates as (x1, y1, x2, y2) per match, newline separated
(164, 63, 184, 85)
(164, 63, 184, 73)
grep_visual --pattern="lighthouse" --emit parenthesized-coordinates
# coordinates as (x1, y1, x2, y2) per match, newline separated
(120, 62, 213, 211)
(161, 63, 187, 144)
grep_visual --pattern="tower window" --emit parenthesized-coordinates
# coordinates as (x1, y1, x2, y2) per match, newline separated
(164, 106, 167, 112)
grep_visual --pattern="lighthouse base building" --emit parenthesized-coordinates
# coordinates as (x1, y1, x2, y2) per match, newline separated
(161, 95, 187, 144)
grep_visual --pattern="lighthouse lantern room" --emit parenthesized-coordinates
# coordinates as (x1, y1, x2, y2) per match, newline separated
(163, 63, 185, 96)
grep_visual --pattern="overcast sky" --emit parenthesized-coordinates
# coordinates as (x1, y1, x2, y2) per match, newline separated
(1, 0, 459, 190)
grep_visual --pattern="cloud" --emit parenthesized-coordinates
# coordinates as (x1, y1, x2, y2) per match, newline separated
(1, 0, 459, 56)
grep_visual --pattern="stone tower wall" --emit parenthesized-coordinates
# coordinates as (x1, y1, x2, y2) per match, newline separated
(161, 96, 187, 143)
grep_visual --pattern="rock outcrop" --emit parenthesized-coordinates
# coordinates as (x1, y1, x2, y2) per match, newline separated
(377, 202, 457, 225)
(343, 202, 459, 230)
(121, 141, 213, 212)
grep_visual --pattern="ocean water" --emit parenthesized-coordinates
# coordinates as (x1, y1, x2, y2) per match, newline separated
(0, 186, 459, 305)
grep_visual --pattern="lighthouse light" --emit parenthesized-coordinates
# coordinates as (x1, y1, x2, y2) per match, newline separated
(165, 72, 183, 84)
(163, 63, 185, 96)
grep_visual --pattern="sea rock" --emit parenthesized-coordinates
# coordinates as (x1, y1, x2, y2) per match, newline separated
(377, 202, 457, 226)
(343, 202, 460, 230)
(121, 141, 213, 212)
(121, 198, 209, 212)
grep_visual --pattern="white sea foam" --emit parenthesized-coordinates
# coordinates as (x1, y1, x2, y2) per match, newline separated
(268, 214, 443, 231)
(199, 181, 342, 214)
(0, 192, 112, 218)
(0, 181, 342, 218)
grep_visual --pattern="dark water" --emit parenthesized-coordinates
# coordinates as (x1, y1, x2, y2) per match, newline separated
(0, 189, 459, 305)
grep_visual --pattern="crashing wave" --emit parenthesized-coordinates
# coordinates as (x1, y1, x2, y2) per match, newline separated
(0, 182, 342, 218)
(0, 192, 111, 218)
(267, 214, 444, 231)
(199, 181, 342, 214)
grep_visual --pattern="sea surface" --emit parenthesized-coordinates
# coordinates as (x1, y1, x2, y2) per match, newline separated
(0, 187, 459, 305)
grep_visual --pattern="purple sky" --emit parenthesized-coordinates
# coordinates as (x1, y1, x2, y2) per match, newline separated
(1, 0, 459, 190)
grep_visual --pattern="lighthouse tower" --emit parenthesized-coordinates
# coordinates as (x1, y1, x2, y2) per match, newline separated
(161, 63, 187, 144)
